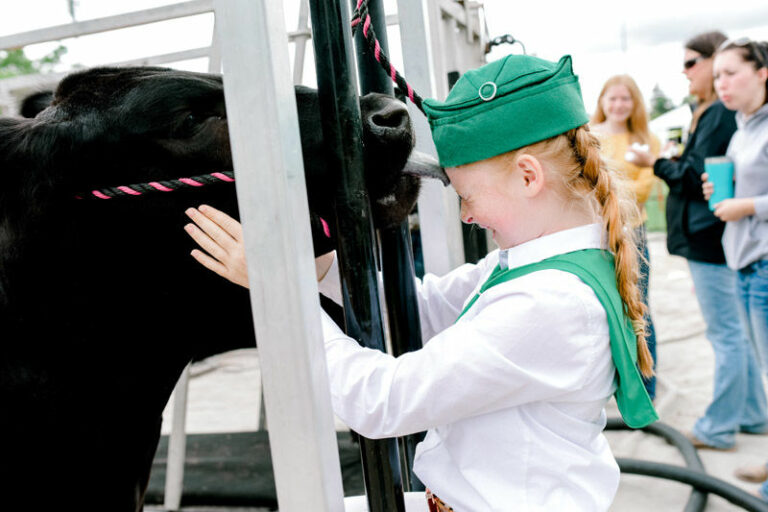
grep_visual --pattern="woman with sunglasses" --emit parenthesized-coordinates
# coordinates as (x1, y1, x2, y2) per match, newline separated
(631, 31, 768, 451)
(703, 38, 768, 494)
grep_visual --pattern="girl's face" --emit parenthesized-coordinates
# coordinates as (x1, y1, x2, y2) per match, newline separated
(446, 157, 526, 250)
(714, 49, 768, 115)
(683, 49, 713, 100)
(600, 84, 634, 126)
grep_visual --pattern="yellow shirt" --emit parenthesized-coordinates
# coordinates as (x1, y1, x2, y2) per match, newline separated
(595, 131, 660, 223)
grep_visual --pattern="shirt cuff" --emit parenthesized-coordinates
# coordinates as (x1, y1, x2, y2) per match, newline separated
(754, 195, 768, 221)
(317, 251, 343, 306)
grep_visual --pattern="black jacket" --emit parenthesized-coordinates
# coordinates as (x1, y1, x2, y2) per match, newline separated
(654, 101, 736, 263)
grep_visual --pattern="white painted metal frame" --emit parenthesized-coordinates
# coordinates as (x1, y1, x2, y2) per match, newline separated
(395, 0, 488, 276)
(213, 0, 345, 509)
(162, 19, 224, 509)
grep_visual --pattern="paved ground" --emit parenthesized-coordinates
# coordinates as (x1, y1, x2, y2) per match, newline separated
(154, 232, 768, 511)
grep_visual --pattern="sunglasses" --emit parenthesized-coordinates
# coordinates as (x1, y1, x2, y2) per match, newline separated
(683, 56, 704, 70)
(719, 37, 767, 67)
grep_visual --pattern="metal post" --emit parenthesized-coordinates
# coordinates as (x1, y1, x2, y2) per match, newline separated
(163, 364, 189, 511)
(350, 0, 426, 492)
(214, 0, 346, 510)
(397, 0, 465, 276)
(293, 0, 311, 85)
(378, 225, 428, 492)
(308, 0, 405, 510)
(351, 0, 391, 96)
(163, 25, 224, 508)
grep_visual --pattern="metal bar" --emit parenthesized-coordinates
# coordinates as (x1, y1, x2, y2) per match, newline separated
(378, 224, 427, 492)
(163, 364, 190, 510)
(437, 0, 482, 40)
(0, 47, 209, 90)
(214, 0, 345, 510)
(351, 0, 426, 493)
(111, 46, 211, 67)
(308, 0, 405, 510)
(208, 18, 222, 73)
(161, 31, 223, 510)
(0, 0, 214, 50)
(293, 0, 311, 84)
(398, 0, 464, 276)
(352, 0, 392, 97)
(0, 47, 213, 116)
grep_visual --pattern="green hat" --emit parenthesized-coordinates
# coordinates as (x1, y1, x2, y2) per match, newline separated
(422, 54, 590, 168)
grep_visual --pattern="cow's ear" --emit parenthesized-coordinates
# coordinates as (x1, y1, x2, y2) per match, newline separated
(20, 91, 54, 118)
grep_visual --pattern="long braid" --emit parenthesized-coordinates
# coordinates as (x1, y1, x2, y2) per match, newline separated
(568, 126, 654, 377)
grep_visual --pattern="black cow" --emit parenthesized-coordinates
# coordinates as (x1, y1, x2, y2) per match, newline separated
(0, 67, 444, 511)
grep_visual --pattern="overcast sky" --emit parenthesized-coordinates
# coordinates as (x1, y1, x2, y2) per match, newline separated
(3, 0, 768, 120)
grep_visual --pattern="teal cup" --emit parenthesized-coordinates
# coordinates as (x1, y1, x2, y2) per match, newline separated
(705, 156, 734, 211)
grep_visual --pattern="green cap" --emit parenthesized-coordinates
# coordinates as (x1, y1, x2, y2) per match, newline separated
(422, 54, 590, 168)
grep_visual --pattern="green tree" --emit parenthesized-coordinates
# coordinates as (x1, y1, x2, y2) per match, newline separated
(0, 45, 67, 79)
(649, 83, 675, 120)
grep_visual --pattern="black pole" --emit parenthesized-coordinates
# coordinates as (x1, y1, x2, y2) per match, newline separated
(352, 0, 391, 96)
(379, 225, 427, 491)
(307, 1, 405, 511)
(351, 0, 426, 492)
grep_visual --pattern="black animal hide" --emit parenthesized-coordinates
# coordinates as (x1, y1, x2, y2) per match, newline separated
(0, 66, 432, 511)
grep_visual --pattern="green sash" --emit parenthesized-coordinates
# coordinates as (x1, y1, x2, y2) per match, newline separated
(457, 248, 658, 428)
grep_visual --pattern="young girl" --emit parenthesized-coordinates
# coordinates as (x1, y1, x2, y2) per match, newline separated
(591, 74, 660, 399)
(185, 54, 657, 511)
(704, 39, 768, 494)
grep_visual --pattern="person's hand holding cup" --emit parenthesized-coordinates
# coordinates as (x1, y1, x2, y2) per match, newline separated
(703, 156, 734, 211)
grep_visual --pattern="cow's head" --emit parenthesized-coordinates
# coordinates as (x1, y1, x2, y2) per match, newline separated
(29, 66, 446, 232)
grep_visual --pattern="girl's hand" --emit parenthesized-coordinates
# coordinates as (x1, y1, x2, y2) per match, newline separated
(713, 198, 755, 222)
(701, 172, 714, 200)
(315, 251, 335, 282)
(185, 205, 249, 288)
(185, 205, 338, 287)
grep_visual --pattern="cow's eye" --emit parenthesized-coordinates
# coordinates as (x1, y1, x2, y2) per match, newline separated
(176, 113, 200, 136)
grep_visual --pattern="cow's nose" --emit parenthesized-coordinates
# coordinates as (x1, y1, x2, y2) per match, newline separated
(366, 102, 409, 136)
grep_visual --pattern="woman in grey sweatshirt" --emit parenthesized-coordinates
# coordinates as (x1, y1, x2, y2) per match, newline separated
(705, 38, 768, 496)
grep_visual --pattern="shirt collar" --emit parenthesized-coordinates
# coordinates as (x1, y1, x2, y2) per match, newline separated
(499, 223, 606, 270)
(736, 102, 768, 128)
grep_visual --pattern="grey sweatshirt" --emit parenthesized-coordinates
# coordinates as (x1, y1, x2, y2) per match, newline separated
(723, 102, 768, 270)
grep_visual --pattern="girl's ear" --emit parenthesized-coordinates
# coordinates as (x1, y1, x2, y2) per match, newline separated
(514, 153, 545, 197)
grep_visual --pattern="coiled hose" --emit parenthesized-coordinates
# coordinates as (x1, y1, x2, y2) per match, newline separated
(606, 418, 768, 512)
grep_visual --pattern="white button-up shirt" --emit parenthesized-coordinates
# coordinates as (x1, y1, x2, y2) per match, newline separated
(319, 223, 618, 511)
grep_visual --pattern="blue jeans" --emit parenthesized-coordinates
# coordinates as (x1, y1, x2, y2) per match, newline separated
(637, 226, 657, 399)
(735, 260, 768, 500)
(688, 260, 768, 449)
(737, 260, 768, 372)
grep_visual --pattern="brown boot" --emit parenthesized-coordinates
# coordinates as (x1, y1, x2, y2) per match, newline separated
(685, 431, 735, 451)
(734, 465, 768, 483)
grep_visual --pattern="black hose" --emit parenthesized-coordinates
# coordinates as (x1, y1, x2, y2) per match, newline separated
(606, 418, 707, 512)
(618, 459, 768, 512)
(606, 418, 705, 471)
